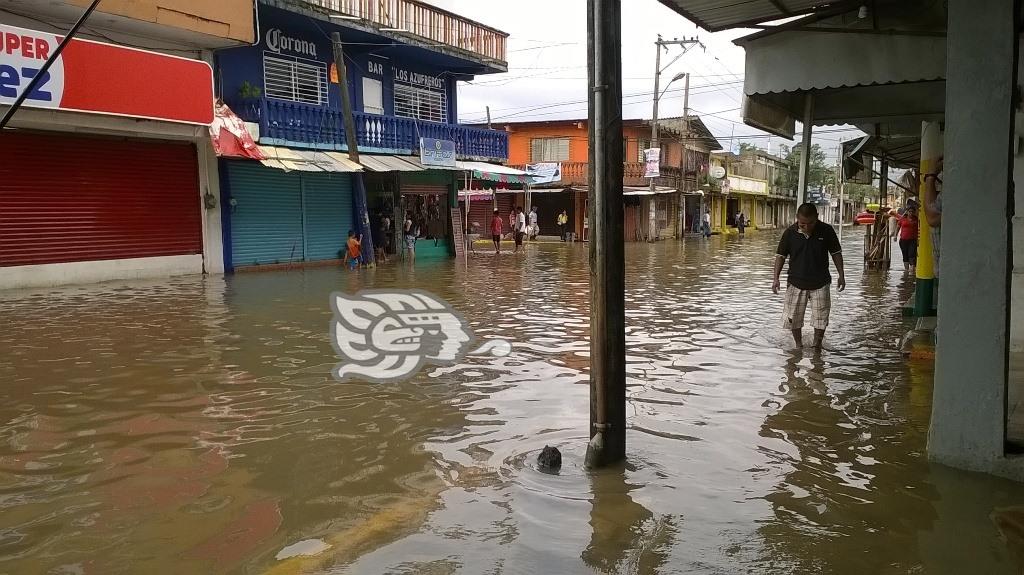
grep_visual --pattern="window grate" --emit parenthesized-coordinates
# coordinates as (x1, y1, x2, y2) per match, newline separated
(394, 82, 447, 123)
(263, 53, 328, 106)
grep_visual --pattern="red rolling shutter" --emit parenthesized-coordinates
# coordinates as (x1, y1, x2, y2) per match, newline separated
(0, 132, 202, 267)
(466, 200, 494, 235)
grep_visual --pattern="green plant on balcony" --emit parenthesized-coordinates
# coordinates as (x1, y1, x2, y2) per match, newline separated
(235, 81, 263, 121)
(238, 81, 262, 99)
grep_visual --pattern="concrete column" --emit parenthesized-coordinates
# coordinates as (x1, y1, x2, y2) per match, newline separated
(796, 94, 814, 206)
(928, 0, 1016, 474)
(198, 138, 225, 275)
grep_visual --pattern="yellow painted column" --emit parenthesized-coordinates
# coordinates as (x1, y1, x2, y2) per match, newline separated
(915, 121, 942, 316)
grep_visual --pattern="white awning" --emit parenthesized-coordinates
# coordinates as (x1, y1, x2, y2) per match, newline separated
(454, 161, 526, 175)
(624, 186, 677, 196)
(734, 7, 946, 139)
(457, 161, 533, 184)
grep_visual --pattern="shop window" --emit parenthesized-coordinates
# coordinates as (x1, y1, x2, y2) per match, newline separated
(362, 77, 384, 115)
(530, 138, 570, 162)
(394, 82, 447, 123)
(263, 54, 328, 106)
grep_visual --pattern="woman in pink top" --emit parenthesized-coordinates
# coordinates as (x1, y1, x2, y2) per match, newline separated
(491, 209, 503, 254)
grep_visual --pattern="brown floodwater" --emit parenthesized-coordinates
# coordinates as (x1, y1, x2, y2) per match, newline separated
(2, 233, 1024, 574)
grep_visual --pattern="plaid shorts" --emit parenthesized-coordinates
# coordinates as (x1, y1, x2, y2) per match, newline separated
(783, 284, 831, 330)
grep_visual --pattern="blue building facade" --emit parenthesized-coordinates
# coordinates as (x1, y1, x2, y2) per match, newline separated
(215, 2, 509, 269)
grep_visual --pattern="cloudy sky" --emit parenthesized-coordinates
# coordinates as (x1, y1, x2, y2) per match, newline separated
(425, 0, 858, 162)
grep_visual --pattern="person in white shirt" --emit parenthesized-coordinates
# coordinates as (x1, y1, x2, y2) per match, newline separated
(702, 210, 712, 238)
(514, 207, 527, 253)
(528, 206, 539, 240)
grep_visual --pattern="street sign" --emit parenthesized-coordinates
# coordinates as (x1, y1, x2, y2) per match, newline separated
(420, 138, 456, 168)
(0, 23, 214, 124)
(643, 148, 661, 178)
(709, 165, 726, 179)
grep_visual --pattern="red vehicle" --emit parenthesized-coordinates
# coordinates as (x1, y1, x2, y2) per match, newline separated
(853, 206, 897, 226)
(853, 211, 876, 226)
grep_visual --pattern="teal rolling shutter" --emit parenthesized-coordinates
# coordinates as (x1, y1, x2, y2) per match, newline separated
(302, 173, 353, 261)
(228, 162, 304, 267)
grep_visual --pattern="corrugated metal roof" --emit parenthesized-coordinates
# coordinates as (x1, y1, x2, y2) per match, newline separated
(358, 155, 425, 172)
(258, 146, 363, 173)
(657, 0, 835, 32)
(740, 29, 945, 95)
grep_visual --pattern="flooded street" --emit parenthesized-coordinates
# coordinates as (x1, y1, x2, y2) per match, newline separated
(3, 232, 1024, 574)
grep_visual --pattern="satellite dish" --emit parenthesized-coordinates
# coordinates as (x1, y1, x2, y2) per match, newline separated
(709, 166, 726, 179)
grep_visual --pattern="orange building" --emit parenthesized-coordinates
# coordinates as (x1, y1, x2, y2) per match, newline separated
(502, 117, 721, 240)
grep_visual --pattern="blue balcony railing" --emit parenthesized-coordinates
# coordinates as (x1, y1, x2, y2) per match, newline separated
(227, 98, 508, 161)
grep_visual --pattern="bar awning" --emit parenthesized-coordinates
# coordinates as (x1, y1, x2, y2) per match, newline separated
(457, 160, 533, 184)
(358, 155, 425, 172)
(258, 146, 362, 172)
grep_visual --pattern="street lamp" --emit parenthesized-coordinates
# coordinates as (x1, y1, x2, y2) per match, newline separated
(659, 72, 686, 100)
(649, 36, 703, 242)
(649, 71, 687, 240)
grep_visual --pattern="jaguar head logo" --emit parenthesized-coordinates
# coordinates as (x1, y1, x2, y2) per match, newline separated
(331, 290, 491, 383)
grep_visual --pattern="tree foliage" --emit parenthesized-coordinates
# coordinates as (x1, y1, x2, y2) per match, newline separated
(737, 142, 760, 155)
(783, 143, 830, 190)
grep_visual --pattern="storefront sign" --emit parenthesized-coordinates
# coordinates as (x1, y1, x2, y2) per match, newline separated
(420, 138, 456, 167)
(526, 162, 561, 184)
(266, 28, 317, 58)
(644, 148, 661, 178)
(0, 23, 213, 125)
(394, 68, 444, 90)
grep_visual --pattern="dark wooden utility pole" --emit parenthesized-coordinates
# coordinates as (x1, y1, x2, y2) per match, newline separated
(331, 32, 360, 162)
(332, 31, 374, 266)
(584, 0, 625, 469)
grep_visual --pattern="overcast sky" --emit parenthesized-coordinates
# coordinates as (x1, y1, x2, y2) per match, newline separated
(425, 0, 859, 161)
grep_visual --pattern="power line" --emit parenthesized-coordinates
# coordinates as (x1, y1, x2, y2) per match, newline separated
(462, 87, 739, 124)
(459, 79, 747, 122)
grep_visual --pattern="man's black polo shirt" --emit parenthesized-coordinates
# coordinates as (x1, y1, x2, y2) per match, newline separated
(776, 222, 841, 290)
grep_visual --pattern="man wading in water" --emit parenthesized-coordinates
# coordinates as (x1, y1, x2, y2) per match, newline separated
(772, 203, 846, 349)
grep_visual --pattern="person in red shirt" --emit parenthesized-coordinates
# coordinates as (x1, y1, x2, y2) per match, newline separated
(490, 209, 503, 254)
(895, 206, 919, 272)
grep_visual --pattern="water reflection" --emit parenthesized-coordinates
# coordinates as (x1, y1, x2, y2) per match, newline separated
(583, 466, 674, 573)
(1, 234, 1024, 574)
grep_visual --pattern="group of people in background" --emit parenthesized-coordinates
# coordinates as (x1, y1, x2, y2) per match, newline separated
(486, 206, 572, 254)
(490, 206, 529, 254)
